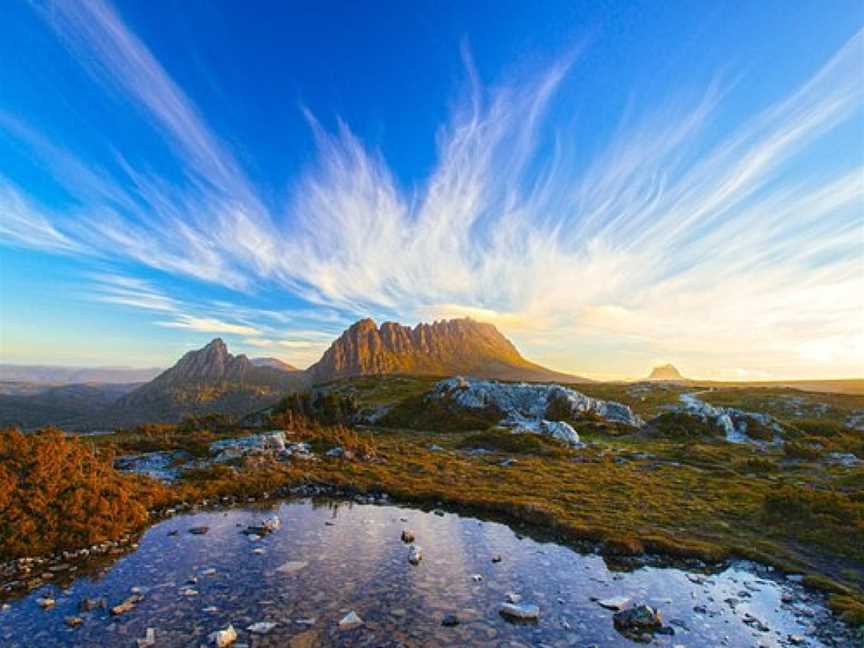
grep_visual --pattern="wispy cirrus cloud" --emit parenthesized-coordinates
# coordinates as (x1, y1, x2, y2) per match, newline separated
(0, 0, 861, 378)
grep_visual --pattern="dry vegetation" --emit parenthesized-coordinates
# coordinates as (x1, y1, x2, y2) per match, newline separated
(0, 427, 169, 559)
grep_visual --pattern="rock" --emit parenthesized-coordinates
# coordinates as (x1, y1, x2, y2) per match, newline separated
(491, 555, 502, 563)
(180, 587, 199, 596)
(136, 628, 156, 648)
(36, 597, 55, 608)
(401, 529, 415, 543)
(289, 630, 318, 648)
(189, 526, 210, 535)
(598, 596, 630, 610)
(442, 613, 460, 626)
(202, 568, 217, 576)
(244, 515, 280, 536)
(64, 616, 83, 627)
(276, 561, 307, 574)
(471, 574, 483, 582)
(111, 594, 143, 615)
(613, 605, 663, 633)
(209, 624, 238, 647)
(326, 447, 345, 458)
(338, 611, 364, 630)
(408, 545, 423, 565)
(431, 377, 644, 445)
(251, 548, 265, 555)
(499, 602, 540, 621)
(506, 592, 522, 604)
(79, 597, 104, 612)
(247, 621, 277, 634)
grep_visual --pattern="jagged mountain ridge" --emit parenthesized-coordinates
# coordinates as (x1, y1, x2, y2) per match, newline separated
(307, 318, 587, 384)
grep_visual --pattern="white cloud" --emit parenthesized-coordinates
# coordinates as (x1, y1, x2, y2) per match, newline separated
(1, 5, 862, 379)
(156, 315, 260, 336)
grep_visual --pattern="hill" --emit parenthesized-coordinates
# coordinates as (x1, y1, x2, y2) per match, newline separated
(306, 318, 587, 384)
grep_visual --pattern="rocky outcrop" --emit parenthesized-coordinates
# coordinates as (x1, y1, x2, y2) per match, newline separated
(429, 377, 644, 447)
(307, 318, 586, 384)
(678, 393, 783, 444)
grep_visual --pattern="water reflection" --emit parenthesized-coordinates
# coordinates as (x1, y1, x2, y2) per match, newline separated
(0, 499, 837, 647)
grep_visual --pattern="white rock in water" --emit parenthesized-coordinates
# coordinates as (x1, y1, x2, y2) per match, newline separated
(36, 597, 55, 608)
(598, 596, 630, 610)
(408, 545, 423, 565)
(261, 515, 280, 532)
(247, 621, 277, 634)
(338, 611, 364, 630)
(208, 624, 237, 648)
(506, 592, 522, 604)
(499, 602, 540, 620)
(276, 560, 308, 574)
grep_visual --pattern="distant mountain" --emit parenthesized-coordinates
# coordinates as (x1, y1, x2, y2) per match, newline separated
(646, 364, 686, 381)
(307, 317, 587, 384)
(0, 364, 162, 385)
(0, 382, 140, 430)
(251, 357, 299, 372)
(102, 339, 307, 426)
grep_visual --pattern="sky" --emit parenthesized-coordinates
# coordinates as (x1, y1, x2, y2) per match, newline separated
(0, 0, 862, 380)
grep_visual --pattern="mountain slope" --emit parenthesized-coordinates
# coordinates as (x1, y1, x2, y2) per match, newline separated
(307, 318, 587, 384)
(104, 339, 307, 426)
(251, 357, 299, 372)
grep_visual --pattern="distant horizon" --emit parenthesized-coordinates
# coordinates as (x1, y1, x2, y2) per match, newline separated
(1, 2, 862, 381)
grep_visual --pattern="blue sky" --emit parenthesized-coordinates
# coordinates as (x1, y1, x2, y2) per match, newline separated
(0, 0, 862, 379)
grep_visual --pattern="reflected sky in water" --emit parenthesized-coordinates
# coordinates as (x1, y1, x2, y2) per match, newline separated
(0, 499, 831, 647)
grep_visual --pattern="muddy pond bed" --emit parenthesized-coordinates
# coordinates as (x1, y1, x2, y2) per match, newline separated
(0, 498, 855, 647)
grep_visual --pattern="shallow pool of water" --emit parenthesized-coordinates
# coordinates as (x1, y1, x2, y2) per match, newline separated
(0, 498, 846, 647)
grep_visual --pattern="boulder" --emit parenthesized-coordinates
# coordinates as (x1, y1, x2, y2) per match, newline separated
(401, 529, 415, 543)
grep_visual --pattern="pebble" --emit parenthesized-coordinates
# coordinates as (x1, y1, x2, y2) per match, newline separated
(189, 526, 209, 535)
(338, 611, 364, 630)
(400, 529, 415, 543)
(247, 621, 277, 634)
(64, 615, 83, 627)
(209, 623, 237, 647)
(36, 597, 55, 608)
(597, 596, 630, 610)
(499, 602, 540, 621)
(136, 627, 156, 648)
(408, 545, 423, 565)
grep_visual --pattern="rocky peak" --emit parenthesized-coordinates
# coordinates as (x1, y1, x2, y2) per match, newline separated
(647, 364, 685, 381)
(306, 317, 570, 383)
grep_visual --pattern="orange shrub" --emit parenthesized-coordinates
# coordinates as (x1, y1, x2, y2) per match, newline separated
(0, 427, 168, 559)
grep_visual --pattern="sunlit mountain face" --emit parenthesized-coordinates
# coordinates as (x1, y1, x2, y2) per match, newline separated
(0, 2, 861, 381)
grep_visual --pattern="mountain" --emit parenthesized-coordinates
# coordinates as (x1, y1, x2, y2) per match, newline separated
(307, 317, 587, 384)
(0, 382, 141, 430)
(251, 357, 299, 372)
(0, 364, 162, 385)
(646, 364, 686, 381)
(102, 339, 307, 426)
